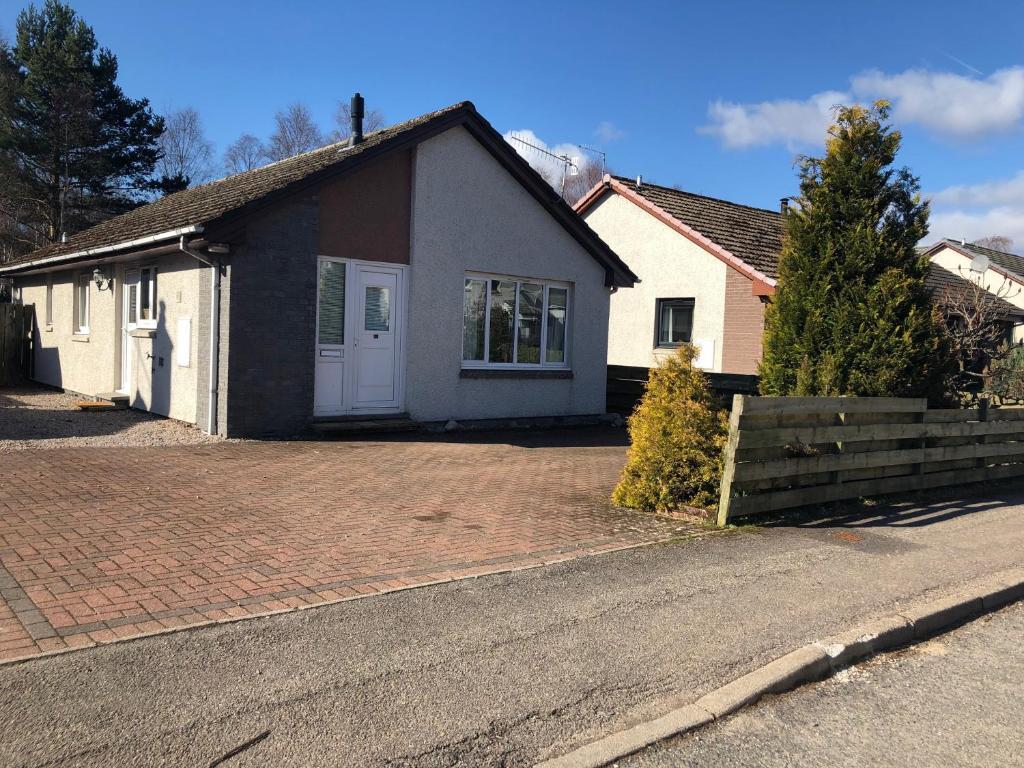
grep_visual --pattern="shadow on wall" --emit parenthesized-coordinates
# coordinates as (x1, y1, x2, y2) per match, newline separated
(31, 315, 63, 389)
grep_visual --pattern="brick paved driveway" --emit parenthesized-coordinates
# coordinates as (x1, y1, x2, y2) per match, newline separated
(0, 429, 702, 663)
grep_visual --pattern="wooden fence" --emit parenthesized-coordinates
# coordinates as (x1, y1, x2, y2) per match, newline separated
(607, 365, 759, 415)
(0, 303, 33, 386)
(717, 395, 1024, 525)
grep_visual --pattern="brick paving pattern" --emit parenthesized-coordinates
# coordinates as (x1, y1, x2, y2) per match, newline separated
(0, 430, 703, 663)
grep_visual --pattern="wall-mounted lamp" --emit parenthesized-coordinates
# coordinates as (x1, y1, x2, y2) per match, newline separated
(92, 267, 113, 291)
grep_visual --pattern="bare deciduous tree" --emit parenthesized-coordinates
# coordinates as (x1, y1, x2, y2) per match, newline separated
(561, 159, 606, 206)
(935, 268, 1022, 398)
(975, 235, 1014, 253)
(156, 107, 214, 188)
(223, 134, 265, 175)
(264, 103, 324, 162)
(332, 101, 386, 142)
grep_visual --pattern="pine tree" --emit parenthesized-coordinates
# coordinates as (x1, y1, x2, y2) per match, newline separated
(0, 1, 165, 256)
(759, 102, 952, 403)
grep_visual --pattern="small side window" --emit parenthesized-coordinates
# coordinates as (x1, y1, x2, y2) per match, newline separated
(655, 298, 694, 348)
(74, 273, 90, 334)
(45, 273, 53, 326)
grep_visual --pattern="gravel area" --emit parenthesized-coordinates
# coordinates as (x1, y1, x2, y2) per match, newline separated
(0, 385, 221, 451)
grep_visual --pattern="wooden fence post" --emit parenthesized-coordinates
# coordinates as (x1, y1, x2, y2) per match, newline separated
(716, 395, 746, 527)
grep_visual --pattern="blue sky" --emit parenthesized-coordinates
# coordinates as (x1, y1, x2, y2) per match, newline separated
(5, 0, 1024, 245)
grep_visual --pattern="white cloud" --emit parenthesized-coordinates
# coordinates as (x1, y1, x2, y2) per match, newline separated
(853, 67, 1024, 139)
(594, 121, 626, 143)
(700, 90, 848, 150)
(930, 171, 1024, 208)
(703, 67, 1024, 149)
(928, 171, 1024, 249)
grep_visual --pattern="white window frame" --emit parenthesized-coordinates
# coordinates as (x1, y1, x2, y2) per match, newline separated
(45, 272, 53, 326)
(461, 271, 572, 370)
(136, 265, 158, 329)
(74, 273, 90, 335)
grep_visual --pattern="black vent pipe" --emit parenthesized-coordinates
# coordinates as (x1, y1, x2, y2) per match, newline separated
(349, 93, 365, 147)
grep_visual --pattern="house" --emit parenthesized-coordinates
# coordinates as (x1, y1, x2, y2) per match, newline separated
(575, 175, 782, 375)
(0, 98, 637, 437)
(926, 260, 1024, 337)
(921, 238, 1024, 342)
(574, 175, 1024, 380)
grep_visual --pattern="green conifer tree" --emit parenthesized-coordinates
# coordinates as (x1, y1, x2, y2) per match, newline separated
(759, 102, 953, 403)
(0, 1, 165, 256)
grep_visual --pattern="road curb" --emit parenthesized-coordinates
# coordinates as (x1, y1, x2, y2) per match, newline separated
(535, 567, 1024, 768)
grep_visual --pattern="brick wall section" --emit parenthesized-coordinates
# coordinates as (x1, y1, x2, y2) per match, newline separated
(223, 196, 319, 437)
(721, 267, 766, 375)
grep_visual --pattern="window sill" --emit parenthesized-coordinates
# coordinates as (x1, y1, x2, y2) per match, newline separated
(460, 368, 573, 380)
(71, 334, 89, 343)
(129, 329, 157, 339)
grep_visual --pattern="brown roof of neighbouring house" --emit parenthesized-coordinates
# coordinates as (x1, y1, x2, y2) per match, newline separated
(926, 263, 1024, 317)
(610, 177, 783, 278)
(576, 176, 784, 281)
(927, 238, 1024, 282)
(2, 101, 638, 286)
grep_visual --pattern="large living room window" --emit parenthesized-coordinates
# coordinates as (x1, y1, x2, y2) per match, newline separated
(655, 298, 694, 348)
(462, 274, 570, 368)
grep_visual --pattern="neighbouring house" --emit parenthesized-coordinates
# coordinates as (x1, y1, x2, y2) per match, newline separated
(0, 98, 636, 437)
(575, 175, 782, 375)
(921, 238, 1024, 342)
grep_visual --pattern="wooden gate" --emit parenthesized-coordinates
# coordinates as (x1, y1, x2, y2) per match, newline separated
(0, 303, 34, 386)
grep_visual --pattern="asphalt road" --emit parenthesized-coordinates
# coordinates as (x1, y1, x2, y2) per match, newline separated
(1, 488, 1023, 767)
(625, 601, 1024, 768)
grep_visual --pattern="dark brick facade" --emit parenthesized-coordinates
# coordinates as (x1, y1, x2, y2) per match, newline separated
(222, 196, 319, 437)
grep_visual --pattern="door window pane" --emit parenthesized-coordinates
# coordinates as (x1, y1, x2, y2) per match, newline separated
(546, 287, 567, 363)
(463, 279, 486, 361)
(318, 260, 346, 345)
(365, 286, 390, 331)
(127, 283, 138, 325)
(488, 280, 516, 363)
(515, 282, 542, 363)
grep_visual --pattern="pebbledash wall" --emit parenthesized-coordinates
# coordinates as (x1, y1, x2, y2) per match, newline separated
(213, 125, 612, 436)
(580, 192, 727, 371)
(405, 126, 610, 421)
(18, 253, 204, 425)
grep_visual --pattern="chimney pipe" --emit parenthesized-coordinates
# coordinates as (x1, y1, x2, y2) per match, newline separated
(780, 197, 789, 214)
(349, 92, 365, 147)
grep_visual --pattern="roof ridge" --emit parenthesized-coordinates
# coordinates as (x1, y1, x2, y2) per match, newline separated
(944, 237, 1021, 259)
(611, 175, 782, 217)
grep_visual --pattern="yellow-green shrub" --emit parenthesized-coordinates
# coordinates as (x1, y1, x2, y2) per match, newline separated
(612, 345, 728, 512)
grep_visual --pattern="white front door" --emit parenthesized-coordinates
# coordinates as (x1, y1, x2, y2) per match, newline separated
(354, 267, 401, 409)
(120, 269, 140, 394)
(314, 258, 404, 417)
